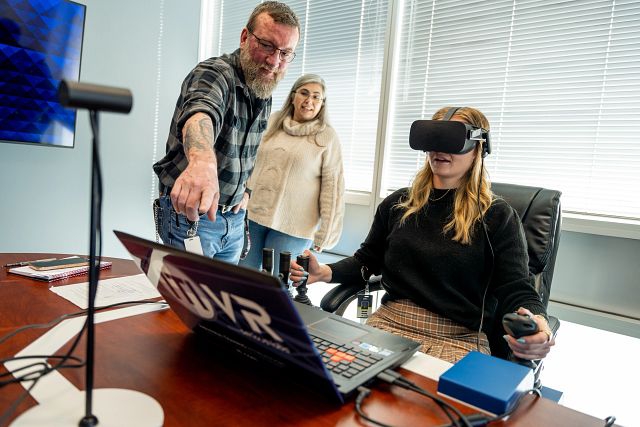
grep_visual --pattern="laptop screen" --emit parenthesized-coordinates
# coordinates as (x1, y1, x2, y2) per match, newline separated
(114, 230, 331, 380)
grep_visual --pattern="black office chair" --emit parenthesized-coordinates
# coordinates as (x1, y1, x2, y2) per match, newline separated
(320, 182, 562, 363)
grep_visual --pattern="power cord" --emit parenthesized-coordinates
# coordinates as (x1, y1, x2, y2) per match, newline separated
(475, 155, 494, 355)
(0, 300, 167, 346)
(1, 300, 167, 389)
(0, 300, 167, 423)
(0, 354, 85, 386)
(357, 370, 543, 427)
(355, 387, 394, 427)
(0, 377, 38, 427)
(377, 369, 475, 427)
(354, 370, 474, 427)
(480, 387, 540, 424)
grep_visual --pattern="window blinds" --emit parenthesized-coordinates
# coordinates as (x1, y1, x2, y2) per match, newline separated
(385, 0, 640, 219)
(208, 0, 640, 220)
(210, 0, 390, 193)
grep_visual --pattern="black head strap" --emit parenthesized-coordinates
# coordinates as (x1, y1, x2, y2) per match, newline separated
(443, 107, 460, 121)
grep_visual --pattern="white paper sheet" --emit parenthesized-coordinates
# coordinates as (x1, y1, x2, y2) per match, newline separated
(50, 273, 161, 309)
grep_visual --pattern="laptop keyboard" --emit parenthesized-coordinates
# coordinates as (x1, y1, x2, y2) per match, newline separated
(310, 334, 384, 380)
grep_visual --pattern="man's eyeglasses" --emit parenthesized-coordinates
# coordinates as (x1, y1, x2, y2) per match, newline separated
(248, 30, 296, 63)
(295, 89, 323, 103)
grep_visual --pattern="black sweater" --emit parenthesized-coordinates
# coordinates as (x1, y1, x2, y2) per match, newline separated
(329, 188, 546, 331)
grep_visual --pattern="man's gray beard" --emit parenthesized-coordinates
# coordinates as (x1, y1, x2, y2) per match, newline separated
(240, 47, 284, 99)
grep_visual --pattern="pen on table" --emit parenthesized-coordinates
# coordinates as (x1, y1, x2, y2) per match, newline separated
(4, 258, 57, 268)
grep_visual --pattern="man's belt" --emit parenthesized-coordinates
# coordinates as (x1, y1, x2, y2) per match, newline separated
(161, 187, 235, 215)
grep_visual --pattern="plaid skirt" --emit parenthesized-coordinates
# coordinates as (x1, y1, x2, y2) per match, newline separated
(366, 299, 490, 363)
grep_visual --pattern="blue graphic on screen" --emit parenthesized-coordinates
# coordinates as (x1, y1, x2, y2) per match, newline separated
(0, 0, 86, 147)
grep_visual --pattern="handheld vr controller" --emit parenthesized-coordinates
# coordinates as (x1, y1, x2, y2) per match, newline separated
(502, 312, 539, 370)
(502, 312, 539, 339)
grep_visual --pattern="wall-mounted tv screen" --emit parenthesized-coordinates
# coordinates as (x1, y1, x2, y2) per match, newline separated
(0, 0, 86, 148)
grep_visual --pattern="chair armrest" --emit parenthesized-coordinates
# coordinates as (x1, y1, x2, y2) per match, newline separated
(319, 283, 361, 314)
(319, 275, 383, 315)
(548, 315, 560, 337)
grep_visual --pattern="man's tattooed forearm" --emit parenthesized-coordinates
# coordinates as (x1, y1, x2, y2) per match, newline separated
(184, 115, 213, 151)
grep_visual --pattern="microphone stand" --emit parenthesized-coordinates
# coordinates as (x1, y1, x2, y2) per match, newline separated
(79, 110, 101, 427)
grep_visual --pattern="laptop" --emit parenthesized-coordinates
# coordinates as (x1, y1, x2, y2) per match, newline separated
(114, 230, 420, 403)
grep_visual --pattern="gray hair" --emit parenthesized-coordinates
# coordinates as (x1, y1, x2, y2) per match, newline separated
(262, 73, 329, 144)
(246, 1, 300, 32)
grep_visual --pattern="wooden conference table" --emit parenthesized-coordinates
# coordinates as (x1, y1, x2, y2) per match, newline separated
(0, 253, 607, 426)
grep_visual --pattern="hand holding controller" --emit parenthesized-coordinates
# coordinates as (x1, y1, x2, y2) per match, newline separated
(502, 312, 539, 369)
(293, 254, 312, 305)
(502, 312, 539, 339)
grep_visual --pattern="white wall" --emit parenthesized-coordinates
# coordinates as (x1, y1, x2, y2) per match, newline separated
(0, 0, 200, 258)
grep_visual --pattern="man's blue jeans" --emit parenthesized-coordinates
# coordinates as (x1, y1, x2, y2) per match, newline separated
(157, 195, 245, 264)
(238, 220, 312, 273)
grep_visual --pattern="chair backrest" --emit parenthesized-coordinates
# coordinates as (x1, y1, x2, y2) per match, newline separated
(491, 182, 562, 307)
(487, 182, 562, 357)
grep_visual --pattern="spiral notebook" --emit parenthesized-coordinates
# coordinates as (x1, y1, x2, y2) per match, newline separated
(8, 260, 112, 282)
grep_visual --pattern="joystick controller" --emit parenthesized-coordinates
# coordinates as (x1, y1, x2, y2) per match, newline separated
(294, 254, 312, 305)
(502, 312, 539, 339)
(278, 251, 294, 299)
(502, 312, 539, 370)
(262, 248, 274, 275)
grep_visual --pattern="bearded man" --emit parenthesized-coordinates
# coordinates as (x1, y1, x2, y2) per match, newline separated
(153, 2, 300, 263)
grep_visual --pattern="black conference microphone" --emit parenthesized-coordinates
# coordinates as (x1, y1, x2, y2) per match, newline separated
(262, 248, 274, 275)
(294, 254, 312, 305)
(278, 251, 293, 298)
(58, 80, 133, 113)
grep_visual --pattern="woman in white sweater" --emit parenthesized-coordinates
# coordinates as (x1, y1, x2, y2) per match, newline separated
(240, 74, 345, 271)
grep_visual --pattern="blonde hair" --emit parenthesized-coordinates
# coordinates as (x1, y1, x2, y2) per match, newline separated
(397, 106, 493, 244)
(262, 73, 328, 145)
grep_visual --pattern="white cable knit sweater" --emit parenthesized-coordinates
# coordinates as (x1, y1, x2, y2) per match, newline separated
(246, 114, 345, 250)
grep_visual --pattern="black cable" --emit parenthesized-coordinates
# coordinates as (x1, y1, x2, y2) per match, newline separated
(0, 300, 166, 426)
(380, 371, 542, 427)
(382, 372, 462, 427)
(0, 316, 88, 390)
(475, 155, 494, 355)
(0, 301, 167, 388)
(0, 300, 167, 347)
(0, 354, 85, 372)
(604, 415, 616, 427)
(376, 370, 473, 427)
(482, 387, 540, 424)
(0, 378, 38, 427)
(354, 386, 395, 427)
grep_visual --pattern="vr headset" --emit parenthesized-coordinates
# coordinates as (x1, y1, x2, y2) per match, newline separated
(409, 107, 491, 158)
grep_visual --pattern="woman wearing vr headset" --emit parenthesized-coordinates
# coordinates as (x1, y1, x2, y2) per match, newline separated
(290, 106, 554, 363)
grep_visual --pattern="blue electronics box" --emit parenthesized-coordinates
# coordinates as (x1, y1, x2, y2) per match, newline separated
(437, 351, 534, 415)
